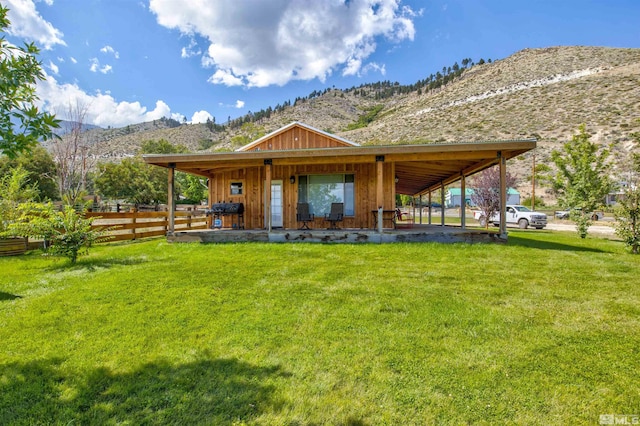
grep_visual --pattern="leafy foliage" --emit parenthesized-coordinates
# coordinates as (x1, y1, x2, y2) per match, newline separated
(95, 139, 190, 205)
(94, 158, 167, 205)
(614, 153, 640, 254)
(0, 6, 60, 158)
(0, 146, 58, 200)
(0, 166, 38, 235)
(551, 124, 613, 238)
(8, 203, 111, 263)
(346, 105, 384, 130)
(470, 166, 516, 229)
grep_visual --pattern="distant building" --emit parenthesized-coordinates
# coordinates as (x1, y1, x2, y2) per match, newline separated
(446, 187, 520, 208)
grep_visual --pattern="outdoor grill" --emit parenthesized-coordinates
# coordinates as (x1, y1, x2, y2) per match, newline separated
(206, 202, 244, 215)
(206, 202, 244, 229)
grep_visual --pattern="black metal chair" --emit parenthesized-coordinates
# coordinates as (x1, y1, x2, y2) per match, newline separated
(324, 203, 344, 230)
(296, 202, 314, 230)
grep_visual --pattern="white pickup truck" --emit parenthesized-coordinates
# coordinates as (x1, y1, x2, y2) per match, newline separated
(473, 205, 548, 229)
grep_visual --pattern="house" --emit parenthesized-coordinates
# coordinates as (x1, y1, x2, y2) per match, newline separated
(446, 188, 520, 208)
(143, 122, 536, 241)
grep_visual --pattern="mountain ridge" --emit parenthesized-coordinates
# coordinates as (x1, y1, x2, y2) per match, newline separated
(70, 45, 639, 176)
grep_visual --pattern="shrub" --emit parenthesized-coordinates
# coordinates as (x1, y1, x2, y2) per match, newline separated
(9, 203, 112, 263)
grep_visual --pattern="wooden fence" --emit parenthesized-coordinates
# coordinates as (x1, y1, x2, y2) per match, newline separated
(86, 210, 209, 242)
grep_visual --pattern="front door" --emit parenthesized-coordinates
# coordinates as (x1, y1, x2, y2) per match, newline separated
(265, 180, 283, 228)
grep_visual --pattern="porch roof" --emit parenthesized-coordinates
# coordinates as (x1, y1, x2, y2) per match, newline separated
(143, 139, 536, 196)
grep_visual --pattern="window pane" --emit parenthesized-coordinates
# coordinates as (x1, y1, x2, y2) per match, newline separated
(308, 175, 343, 216)
(298, 174, 355, 216)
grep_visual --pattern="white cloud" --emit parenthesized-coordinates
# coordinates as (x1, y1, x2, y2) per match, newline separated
(70, 56, 77, 64)
(100, 45, 120, 59)
(89, 58, 98, 72)
(36, 72, 177, 128)
(191, 110, 213, 123)
(57, 56, 64, 62)
(207, 69, 243, 86)
(180, 37, 201, 58)
(47, 60, 59, 74)
(149, 0, 416, 87)
(360, 62, 386, 76)
(3, 0, 65, 49)
(235, 100, 245, 109)
(89, 58, 112, 74)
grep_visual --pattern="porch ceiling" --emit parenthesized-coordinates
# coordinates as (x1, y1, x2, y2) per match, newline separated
(144, 139, 536, 196)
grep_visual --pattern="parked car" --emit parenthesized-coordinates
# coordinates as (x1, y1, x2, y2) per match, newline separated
(555, 209, 604, 221)
(473, 205, 547, 229)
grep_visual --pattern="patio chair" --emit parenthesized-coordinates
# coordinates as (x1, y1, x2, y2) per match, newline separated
(324, 203, 344, 230)
(296, 202, 314, 230)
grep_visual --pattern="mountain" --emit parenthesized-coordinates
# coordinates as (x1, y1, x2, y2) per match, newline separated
(76, 46, 640, 181)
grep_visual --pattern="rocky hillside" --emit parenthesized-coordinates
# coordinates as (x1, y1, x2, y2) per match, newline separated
(74, 46, 640, 191)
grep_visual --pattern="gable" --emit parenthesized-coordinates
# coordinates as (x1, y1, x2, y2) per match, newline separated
(237, 122, 359, 152)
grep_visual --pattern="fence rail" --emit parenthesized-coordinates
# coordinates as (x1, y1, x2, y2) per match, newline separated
(86, 210, 209, 242)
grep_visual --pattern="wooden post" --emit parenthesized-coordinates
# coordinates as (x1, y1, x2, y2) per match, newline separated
(460, 174, 466, 230)
(265, 159, 272, 232)
(376, 156, 384, 212)
(440, 182, 445, 227)
(168, 163, 175, 234)
(419, 194, 423, 225)
(428, 192, 432, 224)
(132, 208, 137, 240)
(499, 152, 507, 238)
(531, 151, 536, 211)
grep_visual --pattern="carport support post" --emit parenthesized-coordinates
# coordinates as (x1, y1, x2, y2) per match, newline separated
(428, 192, 432, 224)
(375, 156, 384, 214)
(460, 173, 466, 230)
(265, 159, 272, 232)
(168, 163, 175, 235)
(440, 182, 445, 227)
(499, 152, 507, 238)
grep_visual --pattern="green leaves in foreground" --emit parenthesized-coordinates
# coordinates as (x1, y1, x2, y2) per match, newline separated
(8, 203, 112, 263)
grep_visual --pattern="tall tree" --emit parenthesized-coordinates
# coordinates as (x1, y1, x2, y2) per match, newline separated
(551, 124, 613, 238)
(470, 166, 516, 229)
(614, 149, 640, 254)
(0, 145, 58, 200)
(0, 6, 59, 158)
(50, 102, 93, 205)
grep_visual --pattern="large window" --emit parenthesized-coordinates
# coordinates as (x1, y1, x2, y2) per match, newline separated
(298, 174, 354, 216)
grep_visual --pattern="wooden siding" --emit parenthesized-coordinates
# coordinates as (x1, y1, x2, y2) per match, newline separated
(209, 162, 395, 230)
(246, 126, 353, 151)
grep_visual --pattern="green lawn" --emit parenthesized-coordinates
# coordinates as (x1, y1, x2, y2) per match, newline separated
(1, 231, 638, 424)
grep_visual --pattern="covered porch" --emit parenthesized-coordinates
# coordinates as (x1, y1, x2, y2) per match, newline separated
(166, 223, 505, 244)
(143, 122, 535, 243)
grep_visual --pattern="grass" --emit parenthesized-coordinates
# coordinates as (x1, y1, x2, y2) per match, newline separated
(1, 231, 638, 424)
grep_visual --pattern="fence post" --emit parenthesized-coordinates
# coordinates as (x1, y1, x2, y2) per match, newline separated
(132, 208, 137, 240)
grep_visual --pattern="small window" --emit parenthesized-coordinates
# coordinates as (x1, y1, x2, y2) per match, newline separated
(230, 182, 243, 195)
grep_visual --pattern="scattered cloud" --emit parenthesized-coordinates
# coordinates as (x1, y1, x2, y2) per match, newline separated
(361, 62, 386, 76)
(235, 100, 245, 108)
(37, 72, 176, 128)
(3, 0, 65, 49)
(180, 37, 201, 58)
(70, 56, 77, 64)
(191, 110, 213, 123)
(149, 0, 417, 87)
(100, 45, 120, 59)
(47, 60, 59, 75)
(57, 56, 64, 62)
(89, 58, 113, 74)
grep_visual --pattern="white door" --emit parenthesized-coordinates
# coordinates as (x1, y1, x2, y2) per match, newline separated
(265, 180, 283, 228)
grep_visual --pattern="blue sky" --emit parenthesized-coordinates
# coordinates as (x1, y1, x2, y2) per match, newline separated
(3, 0, 639, 128)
